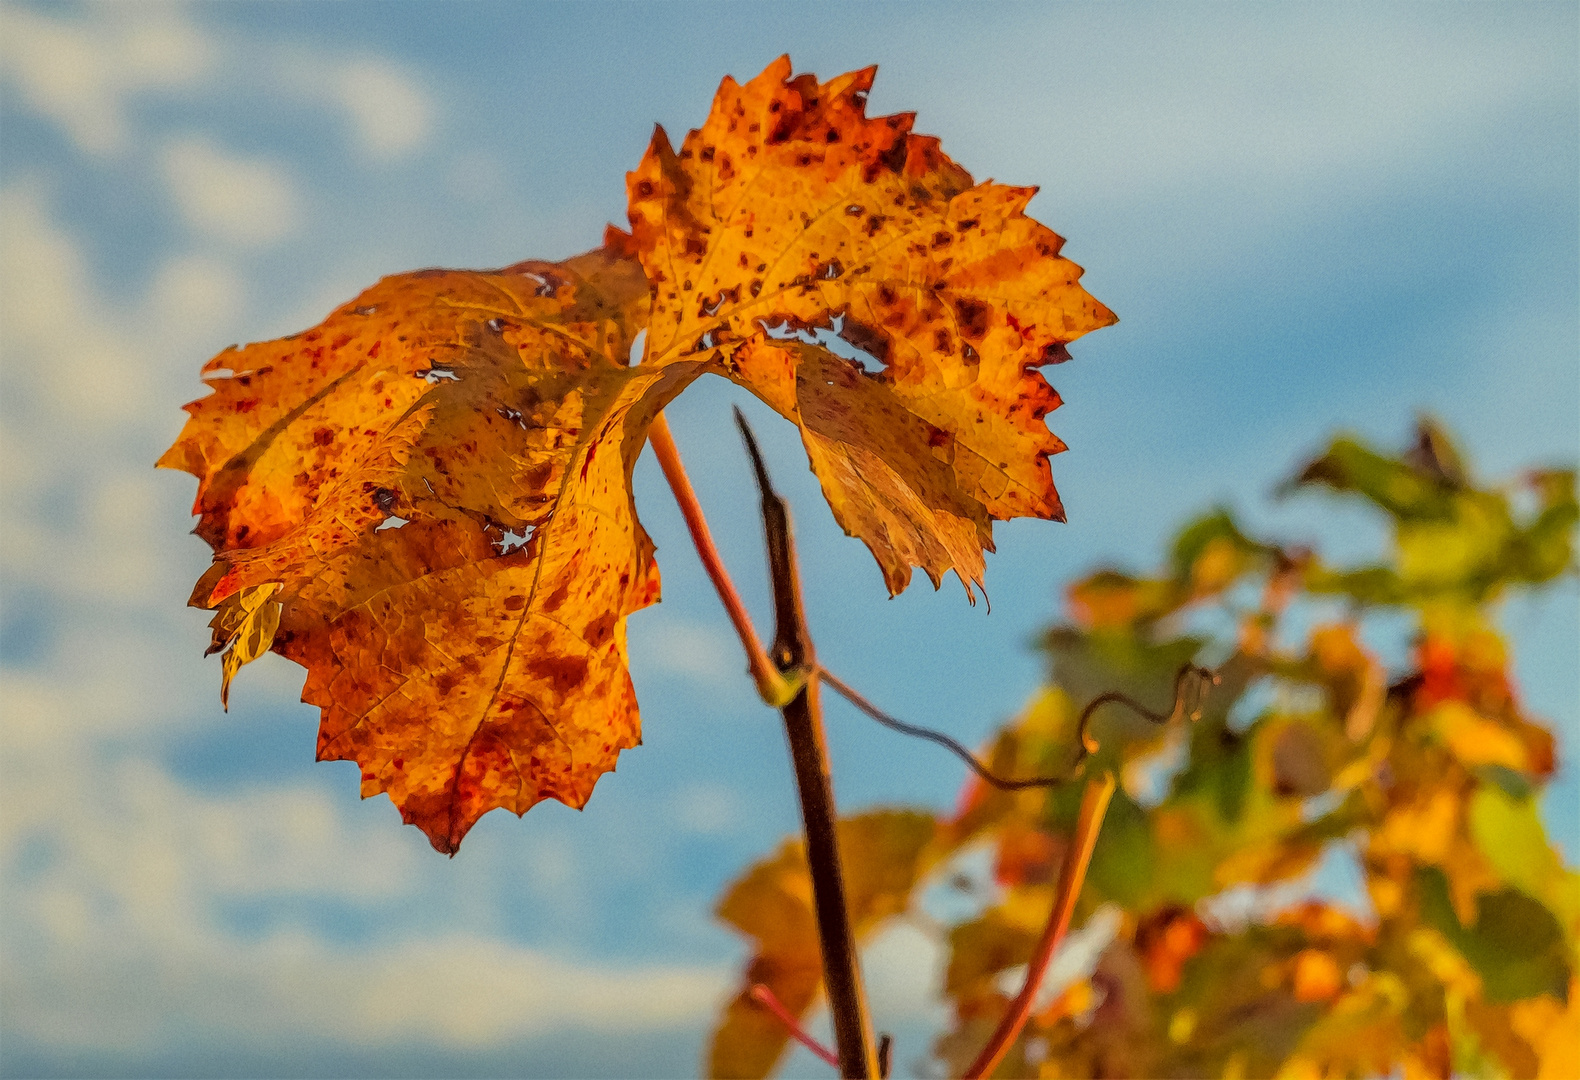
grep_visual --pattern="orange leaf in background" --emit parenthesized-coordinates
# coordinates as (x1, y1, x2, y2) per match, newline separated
(1290, 949, 1344, 1003)
(708, 811, 938, 1079)
(161, 242, 706, 852)
(1135, 905, 1210, 994)
(628, 56, 1115, 598)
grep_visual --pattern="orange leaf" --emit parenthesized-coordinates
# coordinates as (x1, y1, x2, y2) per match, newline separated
(628, 57, 1116, 598)
(160, 243, 707, 852)
(1135, 905, 1211, 994)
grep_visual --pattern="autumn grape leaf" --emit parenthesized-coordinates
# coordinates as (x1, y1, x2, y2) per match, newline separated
(160, 240, 707, 853)
(628, 56, 1116, 598)
(163, 58, 1118, 851)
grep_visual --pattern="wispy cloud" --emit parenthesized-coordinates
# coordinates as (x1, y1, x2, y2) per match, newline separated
(1, 139, 723, 1065)
(1, 4, 436, 167)
(0, 4, 214, 156)
(328, 57, 434, 162)
(161, 137, 302, 247)
(630, 616, 746, 692)
(0, 183, 154, 428)
(6, 782, 724, 1053)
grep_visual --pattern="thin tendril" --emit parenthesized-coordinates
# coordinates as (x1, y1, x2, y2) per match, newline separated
(817, 663, 1219, 790)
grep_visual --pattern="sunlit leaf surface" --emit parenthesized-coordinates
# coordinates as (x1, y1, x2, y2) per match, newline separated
(163, 59, 1114, 850)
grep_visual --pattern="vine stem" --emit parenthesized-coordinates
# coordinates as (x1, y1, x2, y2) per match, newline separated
(964, 770, 1117, 1079)
(737, 410, 881, 1079)
(648, 413, 793, 705)
(650, 410, 880, 1077)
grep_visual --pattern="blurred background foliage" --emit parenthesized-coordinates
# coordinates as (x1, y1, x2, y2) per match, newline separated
(710, 418, 1578, 1079)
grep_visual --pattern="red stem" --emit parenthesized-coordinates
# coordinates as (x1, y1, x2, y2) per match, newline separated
(964, 771, 1117, 1079)
(750, 984, 840, 1069)
(648, 413, 788, 702)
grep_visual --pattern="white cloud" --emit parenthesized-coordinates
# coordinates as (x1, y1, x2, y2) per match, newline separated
(148, 252, 246, 347)
(0, 7, 436, 168)
(0, 182, 153, 427)
(333, 58, 434, 161)
(0, 4, 213, 156)
(0, 741, 725, 1054)
(630, 617, 745, 690)
(162, 137, 301, 247)
(6, 924, 727, 1053)
(0, 184, 244, 612)
(0, 663, 727, 1054)
(268, 48, 435, 163)
(670, 780, 745, 836)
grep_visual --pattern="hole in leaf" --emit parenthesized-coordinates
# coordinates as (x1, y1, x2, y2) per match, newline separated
(419, 364, 460, 384)
(759, 315, 886, 374)
(628, 328, 647, 367)
(760, 318, 814, 344)
(498, 527, 533, 554)
(376, 516, 409, 531)
(821, 314, 884, 373)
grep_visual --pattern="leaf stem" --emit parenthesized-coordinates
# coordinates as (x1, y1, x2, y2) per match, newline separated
(749, 984, 840, 1069)
(648, 412, 796, 706)
(737, 408, 881, 1080)
(963, 770, 1117, 1080)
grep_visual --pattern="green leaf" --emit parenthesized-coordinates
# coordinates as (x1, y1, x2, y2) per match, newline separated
(1418, 868, 1571, 1004)
(1469, 786, 1580, 949)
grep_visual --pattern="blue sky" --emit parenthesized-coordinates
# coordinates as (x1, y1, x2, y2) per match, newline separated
(0, 2, 1575, 1077)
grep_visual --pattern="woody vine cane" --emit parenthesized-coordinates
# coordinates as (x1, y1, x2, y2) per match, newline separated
(651, 409, 1219, 1078)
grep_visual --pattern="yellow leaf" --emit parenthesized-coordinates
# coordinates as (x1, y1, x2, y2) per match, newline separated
(1432, 700, 1529, 773)
(1291, 949, 1343, 1003)
(1375, 787, 1460, 864)
(708, 810, 938, 1079)
(1509, 982, 1580, 1080)
(217, 583, 281, 710)
(1470, 786, 1580, 944)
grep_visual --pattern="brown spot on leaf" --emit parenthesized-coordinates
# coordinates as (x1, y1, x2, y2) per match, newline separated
(953, 298, 990, 340)
(585, 611, 617, 648)
(527, 654, 590, 696)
